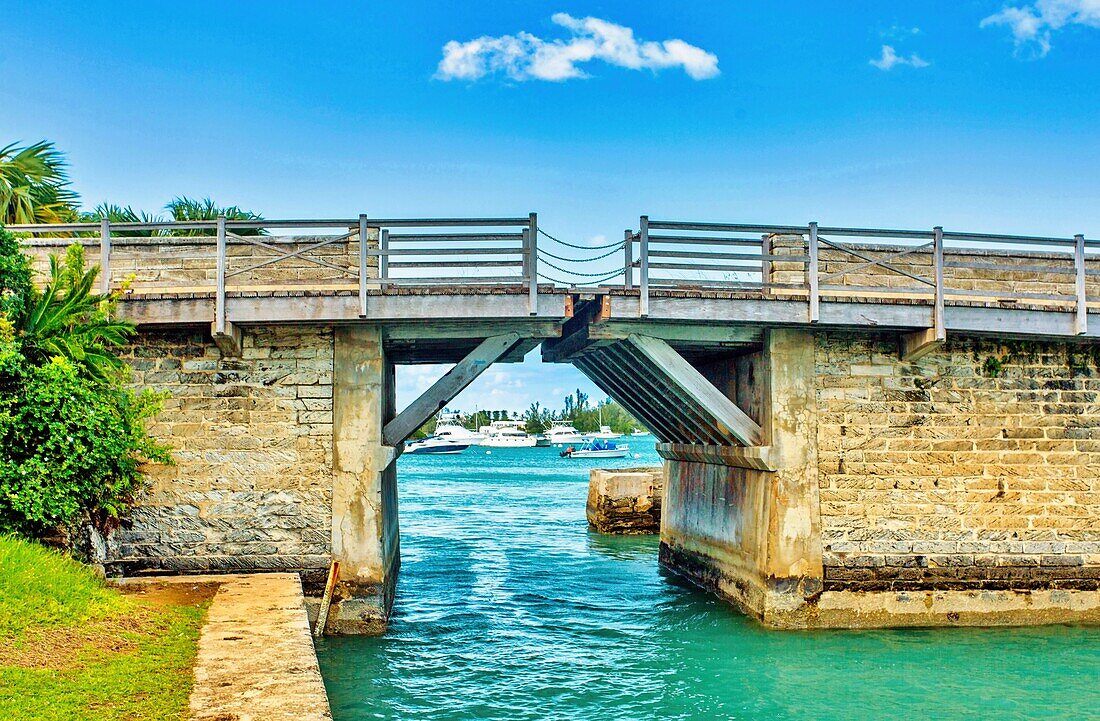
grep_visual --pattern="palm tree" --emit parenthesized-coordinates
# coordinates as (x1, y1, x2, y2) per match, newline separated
(18, 244, 135, 381)
(0, 141, 80, 225)
(165, 196, 266, 236)
(80, 203, 167, 237)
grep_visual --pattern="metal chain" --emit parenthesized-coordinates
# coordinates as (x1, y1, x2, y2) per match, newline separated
(537, 245, 625, 263)
(536, 255, 628, 278)
(538, 228, 624, 250)
(538, 269, 624, 285)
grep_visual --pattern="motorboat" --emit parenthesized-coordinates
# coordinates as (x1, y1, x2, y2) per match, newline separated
(405, 436, 471, 455)
(561, 438, 630, 459)
(630, 429, 650, 437)
(546, 422, 586, 445)
(589, 425, 622, 439)
(533, 435, 551, 447)
(479, 421, 537, 447)
(431, 412, 484, 444)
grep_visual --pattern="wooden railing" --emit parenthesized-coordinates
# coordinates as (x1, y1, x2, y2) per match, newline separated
(9, 214, 540, 324)
(628, 218, 1095, 332)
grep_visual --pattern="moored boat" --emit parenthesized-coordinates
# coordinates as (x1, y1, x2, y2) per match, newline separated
(546, 422, 586, 445)
(479, 420, 537, 447)
(561, 438, 630, 459)
(406, 436, 471, 455)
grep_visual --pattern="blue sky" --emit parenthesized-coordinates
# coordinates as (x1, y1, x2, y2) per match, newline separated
(4, 1, 1099, 413)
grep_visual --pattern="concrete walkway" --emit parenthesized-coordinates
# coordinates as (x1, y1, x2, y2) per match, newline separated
(119, 573, 332, 721)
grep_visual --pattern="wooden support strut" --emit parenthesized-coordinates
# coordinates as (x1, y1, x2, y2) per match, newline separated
(382, 332, 522, 446)
(899, 226, 946, 361)
(624, 334, 764, 447)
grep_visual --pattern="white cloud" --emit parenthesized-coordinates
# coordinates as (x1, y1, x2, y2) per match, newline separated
(982, 0, 1100, 56)
(436, 13, 719, 82)
(870, 44, 930, 70)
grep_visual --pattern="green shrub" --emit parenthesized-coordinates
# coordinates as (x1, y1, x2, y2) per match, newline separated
(0, 225, 170, 539)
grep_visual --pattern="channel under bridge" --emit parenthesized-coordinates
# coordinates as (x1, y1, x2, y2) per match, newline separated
(14, 215, 1100, 631)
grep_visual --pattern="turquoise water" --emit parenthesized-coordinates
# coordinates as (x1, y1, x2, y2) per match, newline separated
(316, 444, 1100, 720)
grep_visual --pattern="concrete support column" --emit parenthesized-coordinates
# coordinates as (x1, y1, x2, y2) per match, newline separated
(328, 326, 400, 634)
(659, 328, 822, 627)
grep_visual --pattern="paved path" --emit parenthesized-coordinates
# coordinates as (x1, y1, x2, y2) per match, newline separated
(119, 573, 332, 721)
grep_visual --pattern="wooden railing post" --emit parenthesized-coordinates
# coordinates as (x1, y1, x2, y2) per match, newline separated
(359, 214, 369, 318)
(624, 229, 633, 290)
(99, 218, 111, 294)
(1075, 233, 1087, 335)
(807, 221, 819, 323)
(934, 226, 946, 341)
(380, 228, 389, 282)
(639, 215, 650, 317)
(215, 215, 227, 334)
(528, 212, 538, 315)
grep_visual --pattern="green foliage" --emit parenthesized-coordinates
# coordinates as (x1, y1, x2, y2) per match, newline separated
(0, 534, 128, 638)
(80, 203, 167, 237)
(18, 243, 136, 381)
(165, 196, 266, 236)
(0, 227, 33, 321)
(0, 228, 170, 538)
(0, 141, 80, 225)
(982, 355, 1004, 378)
(0, 355, 171, 535)
(0, 536, 205, 721)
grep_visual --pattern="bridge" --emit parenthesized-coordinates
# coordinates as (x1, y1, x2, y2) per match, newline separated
(13, 215, 1100, 631)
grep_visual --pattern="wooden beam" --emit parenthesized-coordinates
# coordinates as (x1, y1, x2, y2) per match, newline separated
(899, 328, 944, 362)
(382, 333, 521, 445)
(626, 334, 765, 447)
(210, 320, 243, 358)
(587, 321, 763, 345)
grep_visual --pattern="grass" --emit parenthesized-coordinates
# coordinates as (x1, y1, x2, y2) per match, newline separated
(0, 535, 209, 720)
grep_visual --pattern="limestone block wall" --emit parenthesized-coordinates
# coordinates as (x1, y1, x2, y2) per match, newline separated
(109, 325, 335, 575)
(23, 233, 378, 294)
(816, 332, 1100, 590)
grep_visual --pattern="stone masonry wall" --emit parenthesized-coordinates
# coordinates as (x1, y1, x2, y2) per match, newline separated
(816, 331, 1100, 590)
(109, 325, 334, 576)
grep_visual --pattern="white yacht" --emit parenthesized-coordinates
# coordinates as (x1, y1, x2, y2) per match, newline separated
(405, 436, 470, 455)
(434, 413, 484, 444)
(589, 425, 622, 440)
(546, 422, 586, 445)
(479, 420, 537, 447)
(630, 429, 650, 437)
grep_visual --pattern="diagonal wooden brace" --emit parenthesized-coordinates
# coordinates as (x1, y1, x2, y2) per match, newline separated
(382, 333, 521, 446)
(625, 333, 764, 447)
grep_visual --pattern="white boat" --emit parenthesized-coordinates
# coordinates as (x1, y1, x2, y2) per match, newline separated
(546, 422, 586, 445)
(630, 429, 650, 437)
(589, 425, 622, 440)
(433, 417, 484, 445)
(405, 436, 471, 455)
(561, 439, 630, 459)
(479, 420, 537, 447)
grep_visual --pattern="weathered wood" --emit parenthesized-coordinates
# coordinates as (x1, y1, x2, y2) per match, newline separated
(211, 320, 243, 358)
(382, 333, 521, 445)
(625, 334, 764, 447)
(899, 327, 944, 362)
(587, 321, 762, 345)
(314, 560, 340, 637)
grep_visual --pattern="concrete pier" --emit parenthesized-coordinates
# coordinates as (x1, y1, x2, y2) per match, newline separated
(328, 326, 400, 634)
(586, 467, 664, 534)
(659, 329, 824, 625)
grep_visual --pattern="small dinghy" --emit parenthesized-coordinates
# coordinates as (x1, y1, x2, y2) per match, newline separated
(560, 438, 629, 459)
